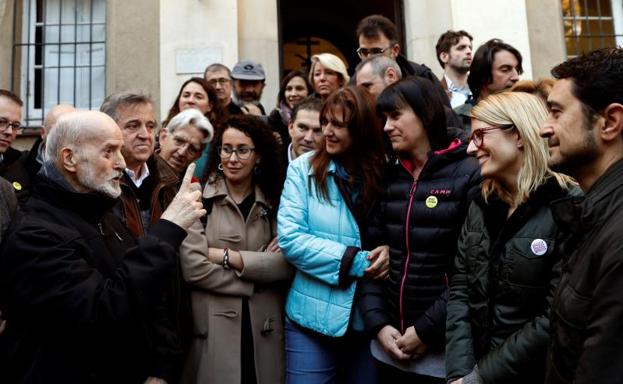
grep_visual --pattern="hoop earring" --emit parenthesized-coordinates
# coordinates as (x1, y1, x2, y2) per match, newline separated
(253, 165, 260, 176)
(218, 163, 224, 171)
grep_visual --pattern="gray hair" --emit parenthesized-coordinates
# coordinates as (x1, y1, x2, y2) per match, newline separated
(45, 112, 90, 163)
(166, 109, 214, 143)
(100, 92, 153, 121)
(355, 55, 402, 79)
(204, 63, 231, 78)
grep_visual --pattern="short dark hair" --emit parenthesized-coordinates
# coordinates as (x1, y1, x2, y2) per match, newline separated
(468, 39, 523, 101)
(435, 30, 473, 68)
(551, 47, 623, 120)
(376, 77, 449, 151)
(277, 70, 313, 107)
(356, 14, 399, 43)
(0, 89, 24, 107)
(291, 97, 321, 123)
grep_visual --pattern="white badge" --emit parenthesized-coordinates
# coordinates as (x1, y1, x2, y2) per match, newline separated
(530, 239, 548, 256)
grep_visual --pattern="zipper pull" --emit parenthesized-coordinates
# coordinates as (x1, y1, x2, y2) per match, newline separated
(115, 232, 123, 241)
(97, 222, 104, 235)
(409, 180, 417, 197)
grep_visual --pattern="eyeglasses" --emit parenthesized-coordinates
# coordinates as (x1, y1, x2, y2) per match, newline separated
(207, 78, 231, 86)
(469, 124, 514, 148)
(172, 135, 202, 157)
(356, 46, 391, 59)
(218, 145, 255, 160)
(0, 117, 21, 132)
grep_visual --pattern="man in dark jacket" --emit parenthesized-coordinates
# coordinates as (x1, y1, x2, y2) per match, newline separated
(540, 47, 623, 384)
(0, 90, 30, 205)
(21, 104, 76, 182)
(0, 110, 205, 383)
(100, 92, 179, 238)
(354, 14, 450, 106)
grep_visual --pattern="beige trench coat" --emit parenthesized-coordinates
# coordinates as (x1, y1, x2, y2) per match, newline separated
(179, 175, 292, 384)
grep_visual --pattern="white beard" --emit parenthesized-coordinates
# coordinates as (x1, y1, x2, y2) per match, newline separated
(76, 164, 122, 198)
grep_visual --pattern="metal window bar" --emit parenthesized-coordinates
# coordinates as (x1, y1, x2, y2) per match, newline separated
(11, 0, 106, 129)
(563, 0, 623, 57)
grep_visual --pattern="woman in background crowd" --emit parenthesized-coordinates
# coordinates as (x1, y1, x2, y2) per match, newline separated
(446, 92, 576, 384)
(163, 77, 226, 181)
(360, 77, 480, 383)
(180, 115, 291, 384)
(278, 86, 388, 384)
(309, 53, 350, 101)
(268, 70, 313, 146)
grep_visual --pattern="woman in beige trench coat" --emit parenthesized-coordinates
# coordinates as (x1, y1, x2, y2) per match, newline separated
(180, 115, 292, 384)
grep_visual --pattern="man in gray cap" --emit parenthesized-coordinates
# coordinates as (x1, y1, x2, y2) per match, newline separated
(231, 59, 267, 116)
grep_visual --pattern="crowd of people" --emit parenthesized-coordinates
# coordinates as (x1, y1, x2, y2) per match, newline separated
(0, 12, 622, 384)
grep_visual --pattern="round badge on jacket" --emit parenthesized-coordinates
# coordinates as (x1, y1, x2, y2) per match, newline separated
(425, 195, 438, 208)
(12, 181, 22, 191)
(530, 239, 548, 256)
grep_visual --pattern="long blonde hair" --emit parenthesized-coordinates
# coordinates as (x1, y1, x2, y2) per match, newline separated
(471, 92, 575, 206)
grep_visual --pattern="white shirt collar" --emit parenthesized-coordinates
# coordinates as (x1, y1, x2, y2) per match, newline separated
(125, 163, 150, 188)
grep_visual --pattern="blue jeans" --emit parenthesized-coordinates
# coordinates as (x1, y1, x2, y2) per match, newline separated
(285, 318, 379, 384)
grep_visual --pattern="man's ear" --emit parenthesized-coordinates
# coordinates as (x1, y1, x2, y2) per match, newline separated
(384, 67, 399, 85)
(440, 52, 449, 66)
(61, 147, 78, 173)
(391, 43, 401, 58)
(600, 103, 623, 142)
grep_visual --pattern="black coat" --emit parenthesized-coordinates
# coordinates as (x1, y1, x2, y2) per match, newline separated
(446, 179, 573, 383)
(546, 158, 623, 384)
(0, 174, 187, 384)
(0, 146, 34, 206)
(360, 135, 480, 350)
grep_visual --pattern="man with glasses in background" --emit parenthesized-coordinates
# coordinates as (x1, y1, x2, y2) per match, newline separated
(204, 63, 244, 116)
(354, 14, 449, 106)
(0, 89, 32, 205)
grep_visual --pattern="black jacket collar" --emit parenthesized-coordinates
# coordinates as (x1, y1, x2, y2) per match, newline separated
(30, 168, 117, 224)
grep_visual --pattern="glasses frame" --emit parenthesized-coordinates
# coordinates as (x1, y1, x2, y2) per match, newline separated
(218, 145, 256, 160)
(356, 46, 391, 59)
(469, 124, 515, 149)
(0, 117, 21, 132)
(207, 78, 231, 86)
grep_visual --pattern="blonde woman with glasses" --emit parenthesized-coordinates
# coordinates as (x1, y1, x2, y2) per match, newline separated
(446, 91, 577, 384)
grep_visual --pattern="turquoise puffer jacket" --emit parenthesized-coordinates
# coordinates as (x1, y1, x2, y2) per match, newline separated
(278, 152, 370, 337)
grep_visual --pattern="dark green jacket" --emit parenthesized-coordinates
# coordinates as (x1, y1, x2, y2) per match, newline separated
(546, 158, 623, 384)
(446, 179, 573, 383)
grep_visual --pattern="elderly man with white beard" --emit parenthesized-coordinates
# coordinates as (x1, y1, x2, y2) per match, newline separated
(0, 110, 205, 384)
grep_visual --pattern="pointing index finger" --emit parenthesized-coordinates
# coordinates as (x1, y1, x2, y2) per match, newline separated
(180, 163, 196, 192)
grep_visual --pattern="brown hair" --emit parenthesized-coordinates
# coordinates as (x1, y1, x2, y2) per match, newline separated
(311, 86, 385, 213)
(162, 77, 225, 130)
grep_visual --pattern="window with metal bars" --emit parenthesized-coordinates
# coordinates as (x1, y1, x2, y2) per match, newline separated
(11, 0, 106, 128)
(562, 0, 623, 57)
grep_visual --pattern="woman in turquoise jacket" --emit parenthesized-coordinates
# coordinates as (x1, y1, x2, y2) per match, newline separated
(278, 86, 388, 383)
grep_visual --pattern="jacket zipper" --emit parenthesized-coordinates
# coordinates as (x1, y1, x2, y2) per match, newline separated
(399, 179, 417, 333)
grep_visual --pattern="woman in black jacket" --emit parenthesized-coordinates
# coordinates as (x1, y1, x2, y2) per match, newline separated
(360, 77, 480, 383)
(445, 91, 576, 384)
